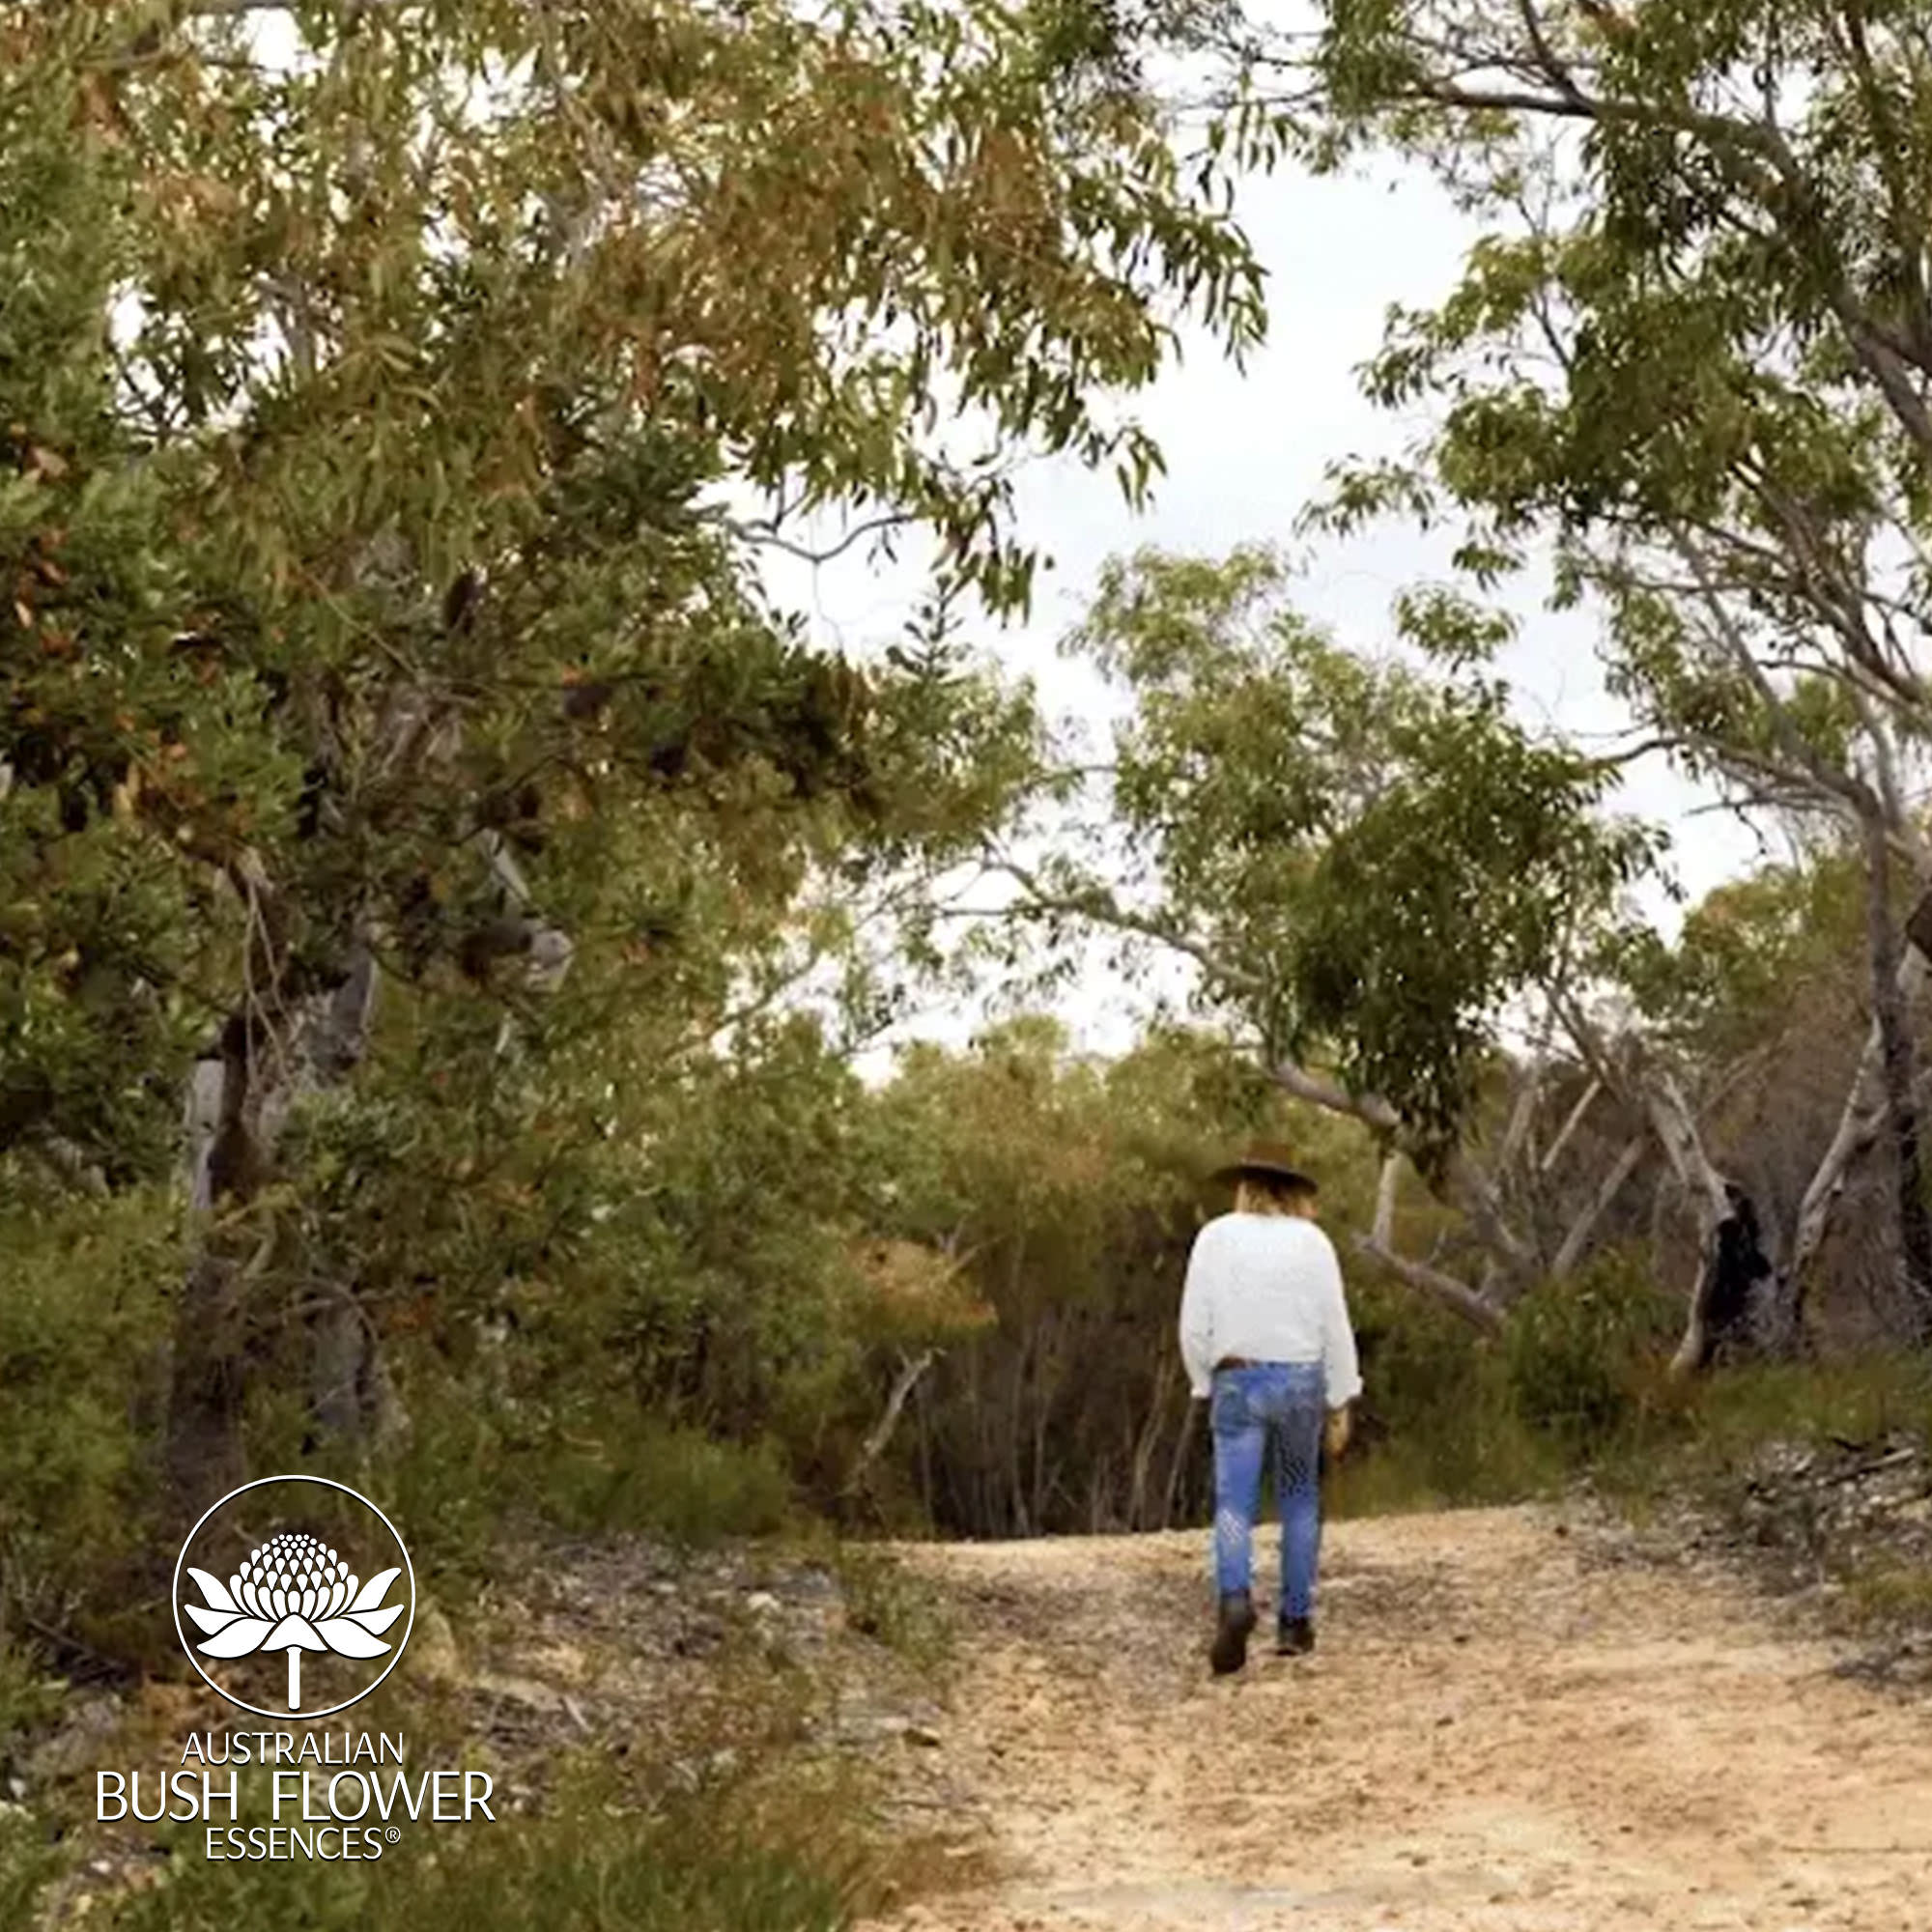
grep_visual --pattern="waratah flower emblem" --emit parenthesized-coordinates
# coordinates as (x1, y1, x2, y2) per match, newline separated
(182, 1532, 405, 1711)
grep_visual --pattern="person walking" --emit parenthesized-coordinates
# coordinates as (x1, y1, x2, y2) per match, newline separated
(1179, 1140, 1361, 1675)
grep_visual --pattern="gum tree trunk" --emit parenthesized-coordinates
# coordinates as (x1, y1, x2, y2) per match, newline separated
(1862, 817, 1932, 1344)
(165, 937, 382, 1515)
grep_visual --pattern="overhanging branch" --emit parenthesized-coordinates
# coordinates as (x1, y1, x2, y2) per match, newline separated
(1354, 1235, 1506, 1334)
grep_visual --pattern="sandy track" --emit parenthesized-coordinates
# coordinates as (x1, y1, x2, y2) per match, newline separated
(859, 1506, 1932, 1932)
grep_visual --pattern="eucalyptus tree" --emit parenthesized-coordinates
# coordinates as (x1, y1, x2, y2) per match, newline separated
(994, 545, 1662, 1332)
(0, 0, 1265, 1506)
(1195, 0, 1932, 1348)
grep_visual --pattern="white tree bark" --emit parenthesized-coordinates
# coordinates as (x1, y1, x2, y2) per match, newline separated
(1372, 1151, 1401, 1248)
(184, 1056, 226, 1212)
(1780, 1024, 1893, 1325)
(1353, 1233, 1509, 1333)
(1270, 1060, 1541, 1296)
(1636, 1069, 1738, 1378)
(845, 1349, 938, 1494)
(1541, 1077, 1603, 1176)
(1550, 1136, 1645, 1281)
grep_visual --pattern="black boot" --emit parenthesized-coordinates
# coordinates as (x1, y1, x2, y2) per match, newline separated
(1275, 1614, 1315, 1656)
(1209, 1589, 1257, 1676)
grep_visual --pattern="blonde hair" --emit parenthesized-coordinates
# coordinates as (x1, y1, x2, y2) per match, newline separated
(1236, 1176, 1316, 1218)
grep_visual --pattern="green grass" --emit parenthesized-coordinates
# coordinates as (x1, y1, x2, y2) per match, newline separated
(1841, 1561, 1932, 1629)
(831, 1543, 955, 1674)
(1325, 1424, 1566, 1519)
(1690, 1354, 1932, 1457)
(0, 1803, 65, 1931)
(88, 1754, 881, 1932)
(1589, 1352, 1932, 1506)
(1322, 1328, 1932, 1525)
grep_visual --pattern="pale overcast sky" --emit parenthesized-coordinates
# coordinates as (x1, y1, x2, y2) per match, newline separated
(757, 152, 1769, 1059)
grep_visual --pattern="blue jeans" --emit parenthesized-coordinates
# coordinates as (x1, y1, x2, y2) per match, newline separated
(1210, 1361, 1325, 1621)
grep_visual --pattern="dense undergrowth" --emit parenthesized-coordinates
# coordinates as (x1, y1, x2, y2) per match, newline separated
(79, 1760, 883, 1932)
(1334, 1248, 1932, 1523)
(8, 1172, 1932, 1931)
(1329, 1248, 1932, 1643)
(0, 1717, 917, 1932)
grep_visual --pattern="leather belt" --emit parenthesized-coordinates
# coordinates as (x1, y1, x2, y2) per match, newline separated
(1214, 1356, 1263, 1372)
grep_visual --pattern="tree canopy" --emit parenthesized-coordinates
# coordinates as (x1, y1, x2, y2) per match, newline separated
(1019, 545, 1659, 1165)
(1, 0, 1274, 1505)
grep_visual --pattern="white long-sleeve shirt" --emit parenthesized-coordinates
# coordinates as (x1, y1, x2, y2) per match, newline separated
(1178, 1211, 1362, 1406)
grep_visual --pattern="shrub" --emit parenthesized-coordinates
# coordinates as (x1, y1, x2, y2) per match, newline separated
(1502, 1247, 1680, 1456)
(546, 1415, 796, 1548)
(381, 1382, 798, 1590)
(1322, 1279, 1561, 1512)
(95, 1756, 870, 1932)
(0, 1640, 62, 1778)
(0, 1801, 64, 1930)
(833, 1545, 953, 1670)
(0, 1183, 177, 1668)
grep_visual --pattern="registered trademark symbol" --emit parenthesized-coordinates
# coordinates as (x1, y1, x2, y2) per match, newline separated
(385, 1827, 400, 1843)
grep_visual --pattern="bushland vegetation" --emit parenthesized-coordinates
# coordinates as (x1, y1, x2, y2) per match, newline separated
(14, 0, 1932, 1922)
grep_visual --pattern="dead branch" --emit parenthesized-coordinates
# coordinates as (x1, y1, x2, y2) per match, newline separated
(1354, 1235, 1507, 1335)
(844, 1349, 938, 1493)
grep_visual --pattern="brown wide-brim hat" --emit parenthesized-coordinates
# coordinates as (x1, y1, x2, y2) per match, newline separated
(1209, 1139, 1318, 1193)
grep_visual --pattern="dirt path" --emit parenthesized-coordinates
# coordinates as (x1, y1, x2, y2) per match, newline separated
(859, 1505, 1932, 1932)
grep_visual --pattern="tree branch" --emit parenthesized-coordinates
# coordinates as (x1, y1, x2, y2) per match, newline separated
(844, 1348, 938, 1494)
(1372, 1151, 1401, 1248)
(1271, 1059, 1540, 1288)
(989, 856, 1267, 991)
(1367, 51, 1932, 469)
(1669, 528, 1874, 816)
(1540, 1074, 1602, 1175)
(1515, 0, 1588, 104)
(1354, 1234, 1506, 1334)
(1496, 1052, 1545, 1172)
(1269, 1059, 1399, 1134)
(1550, 1135, 1644, 1279)
(722, 510, 917, 568)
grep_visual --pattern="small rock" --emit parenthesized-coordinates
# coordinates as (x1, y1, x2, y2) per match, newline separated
(24, 1694, 122, 1782)
(907, 1725, 943, 1748)
(745, 1591, 781, 1616)
(778, 1567, 839, 1603)
(411, 1600, 463, 1684)
(472, 1673, 565, 1715)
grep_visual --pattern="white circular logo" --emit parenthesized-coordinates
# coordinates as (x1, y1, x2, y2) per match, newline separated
(173, 1476, 415, 1720)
